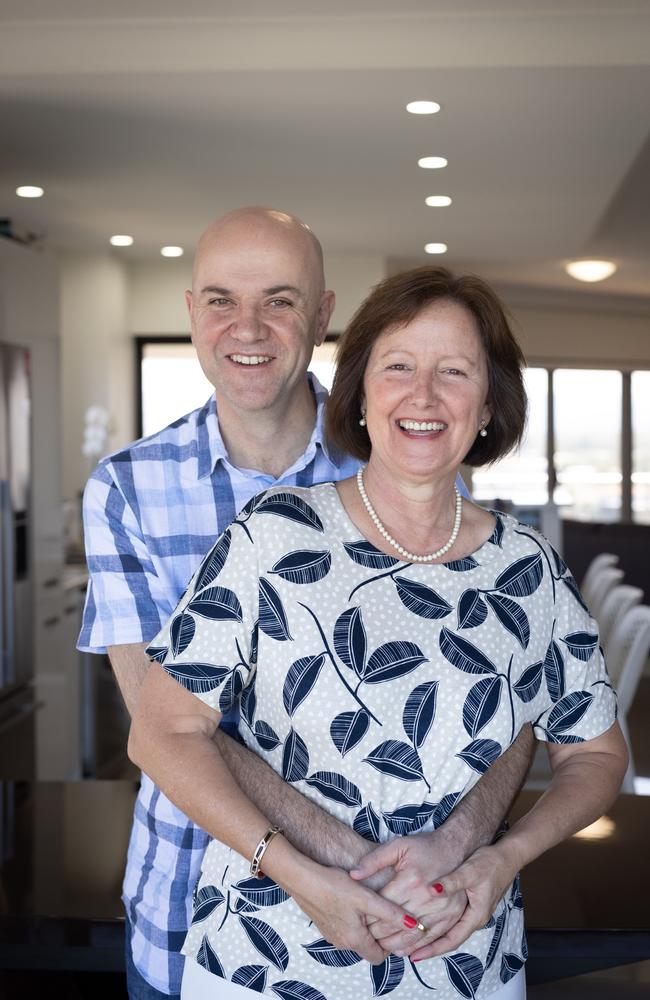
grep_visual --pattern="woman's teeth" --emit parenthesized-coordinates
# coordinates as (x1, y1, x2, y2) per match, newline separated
(398, 420, 445, 431)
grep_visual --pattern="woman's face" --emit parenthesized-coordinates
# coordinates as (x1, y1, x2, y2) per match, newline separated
(362, 298, 491, 487)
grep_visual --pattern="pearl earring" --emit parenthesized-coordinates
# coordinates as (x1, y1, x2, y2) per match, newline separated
(479, 421, 488, 438)
(359, 410, 367, 427)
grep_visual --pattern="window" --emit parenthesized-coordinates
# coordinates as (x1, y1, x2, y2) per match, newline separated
(139, 339, 213, 437)
(632, 370, 650, 524)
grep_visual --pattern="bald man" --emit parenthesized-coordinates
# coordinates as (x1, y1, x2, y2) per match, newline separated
(78, 207, 532, 1000)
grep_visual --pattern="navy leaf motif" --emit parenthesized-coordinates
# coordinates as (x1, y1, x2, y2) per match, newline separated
(431, 792, 461, 828)
(330, 709, 370, 758)
(333, 607, 367, 677)
(403, 681, 438, 749)
(444, 556, 479, 572)
(272, 982, 328, 1000)
(232, 965, 268, 993)
(371, 954, 405, 996)
(234, 898, 260, 914)
(487, 515, 505, 548)
(270, 550, 331, 585)
(254, 492, 324, 532)
(494, 553, 543, 598)
(164, 662, 230, 695)
(547, 732, 585, 744)
(195, 530, 231, 590)
(240, 684, 257, 728)
(457, 590, 488, 630)
(462, 676, 503, 737)
(147, 646, 168, 663)
(364, 740, 424, 782)
(283, 654, 326, 716)
(513, 661, 543, 703)
(239, 491, 268, 518)
(500, 953, 525, 984)
(170, 612, 195, 657)
(394, 577, 453, 620)
(522, 931, 529, 962)
(546, 691, 593, 735)
(365, 641, 428, 684)
(219, 669, 244, 713)
(254, 720, 281, 751)
(282, 728, 310, 782)
(343, 540, 399, 569)
(191, 885, 225, 924)
(382, 802, 435, 836)
(443, 953, 484, 999)
(302, 939, 362, 967)
(562, 573, 590, 613)
(353, 803, 382, 842)
(197, 935, 225, 977)
(250, 621, 259, 664)
(457, 739, 502, 774)
(544, 639, 565, 703)
(485, 593, 530, 649)
(239, 915, 289, 971)
(306, 771, 363, 807)
(485, 909, 507, 970)
(562, 631, 599, 662)
(510, 874, 524, 909)
(233, 876, 289, 908)
(259, 579, 293, 642)
(187, 586, 243, 622)
(440, 628, 497, 674)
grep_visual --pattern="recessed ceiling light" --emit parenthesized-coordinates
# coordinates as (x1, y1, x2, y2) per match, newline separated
(16, 185, 44, 198)
(565, 260, 617, 282)
(425, 196, 452, 207)
(110, 234, 134, 247)
(425, 243, 448, 254)
(161, 246, 184, 258)
(418, 157, 448, 170)
(406, 101, 441, 115)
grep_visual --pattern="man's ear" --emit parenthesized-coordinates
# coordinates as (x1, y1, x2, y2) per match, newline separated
(314, 290, 336, 346)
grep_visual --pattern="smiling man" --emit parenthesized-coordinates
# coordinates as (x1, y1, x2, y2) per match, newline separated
(78, 207, 533, 1000)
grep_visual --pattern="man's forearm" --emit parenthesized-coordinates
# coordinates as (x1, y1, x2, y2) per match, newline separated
(107, 642, 150, 717)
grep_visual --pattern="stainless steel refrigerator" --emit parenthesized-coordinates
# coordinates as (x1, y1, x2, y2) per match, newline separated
(0, 344, 33, 778)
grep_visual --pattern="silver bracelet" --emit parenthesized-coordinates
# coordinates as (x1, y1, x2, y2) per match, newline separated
(250, 825, 283, 879)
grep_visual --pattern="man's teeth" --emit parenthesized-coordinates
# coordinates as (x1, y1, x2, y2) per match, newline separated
(399, 419, 445, 431)
(230, 355, 272, 365)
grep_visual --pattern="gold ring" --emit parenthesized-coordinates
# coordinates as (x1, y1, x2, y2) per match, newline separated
(416, 921, 428, 933)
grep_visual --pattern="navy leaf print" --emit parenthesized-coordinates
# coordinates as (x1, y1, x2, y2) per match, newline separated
(500, 953, 525, 983)
(191, 886, 225, 924)
(195, 530, 231, 590)
(522, 931, 529, 962)
(494, 553, 543, 597)
(562, 631, 599, 662)
(239, 915, 289, 971)
(259, 579, 293, 641)
(457, 590, 488, 630)
(443, 953, 484, 999)
(232, 965, 268, 993)
(394, 577, 453, 620)
(371, 954, 405, 995)
(431, 792, 461, 828)
(197, 935, 225, 977)
(457, 739, 502, 774)
(485, 909, 506, 969)
(382, 802, 435, 836)
(513, 661, 543, 703)
(165, 662, 230, 695)
(440, 628, 497, 674)
(241, 684, 257, 728)
(147, 646, 169, 663)
(219, 669, 244, 713)
(344, 540, 399, 569)
(510, 874, 524, 909)
(188, 586, 243, 622)
(365, 641, 428, 684)
(444, 556, 479, 572)
(462, 676, 502, 737)
(282, 728, 310, 782)
(234, 897, 260, 914)
(403, 681, 438, 749)
(364, 740, 424, 782)
(546, 691, 593, 735)
(272, 982, 328, 1000)
(303, 939, 362, 967)
(306, 771, 363, 807)
(283, 654, 326, 716)
(485, 593, 530, 649)
(250, 621, 259, 664)
(353, 803, 382, 842)
(270, 550, 331, 585)
(333, 607, 367, 677)
(239, 491, 268, 518)
(170, 611, 195, 656)
(562, 573, 590, 613)
(544, 639, 565, 703)
(487, 515, 505, 547)
(547, 732, 585, 744)
(330, 709, 370, 758)
(254, 720, 281, 751)
(234, 876, 289, 908)
(254, 492, 324, 532)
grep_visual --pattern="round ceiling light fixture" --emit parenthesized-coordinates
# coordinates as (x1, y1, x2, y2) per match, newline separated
(406, 101, 441, 115)
(161, 246, 184, 257)
(110, 234, 134, 247)
(425, 243, 448, 255)
(16, 185, 44, 198)
(425, 196, 452, 207)
(418, 156, 448, 169)
(565, 259, 617, 283)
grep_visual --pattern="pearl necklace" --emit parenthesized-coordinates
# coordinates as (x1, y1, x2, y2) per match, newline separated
(356, 468, 462, 563)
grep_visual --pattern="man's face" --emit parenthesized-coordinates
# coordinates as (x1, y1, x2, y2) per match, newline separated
(186, 220, 333, 420)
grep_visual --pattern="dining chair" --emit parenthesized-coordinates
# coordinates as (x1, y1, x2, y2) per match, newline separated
(584, 566, 624, 621)
(580, 552, 619, 608)
(597, 584, 644, 655)
(605, 605, 650, 793)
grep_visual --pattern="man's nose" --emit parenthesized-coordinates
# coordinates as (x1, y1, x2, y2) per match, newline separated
(232, 303, 267, 341)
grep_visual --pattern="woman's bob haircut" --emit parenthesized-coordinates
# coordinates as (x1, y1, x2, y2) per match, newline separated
(325, 265, 527, 467)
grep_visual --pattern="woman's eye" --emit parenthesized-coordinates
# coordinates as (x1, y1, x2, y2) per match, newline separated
(444, 368, 465, 376)
(387, 363, 409, 371)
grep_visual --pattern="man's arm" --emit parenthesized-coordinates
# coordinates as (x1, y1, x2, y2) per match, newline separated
(107, 642, 150, 718)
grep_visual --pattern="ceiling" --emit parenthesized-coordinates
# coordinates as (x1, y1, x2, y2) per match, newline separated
(2, 0, 650, 302)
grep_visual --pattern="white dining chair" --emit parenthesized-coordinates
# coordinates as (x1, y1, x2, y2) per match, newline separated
(605, 605, 650, 793)
(597, 584, 644, 654)
(580, 552, 619, 608)
(584, 566, 624, 621)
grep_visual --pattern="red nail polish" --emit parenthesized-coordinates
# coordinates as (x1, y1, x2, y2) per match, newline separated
(432, 882, 444, 894)
(403, 914, 417, 929)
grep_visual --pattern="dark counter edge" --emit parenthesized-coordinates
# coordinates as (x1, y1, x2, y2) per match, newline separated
(1, 919, 649, 984)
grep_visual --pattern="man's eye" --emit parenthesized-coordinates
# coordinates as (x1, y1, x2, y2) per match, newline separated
(208, 298, 232, 306)
(269, 298, 293, 308)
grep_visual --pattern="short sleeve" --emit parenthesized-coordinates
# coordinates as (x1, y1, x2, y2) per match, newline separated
(145, 518, 259, 715)
(532, 554, 618, 745)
